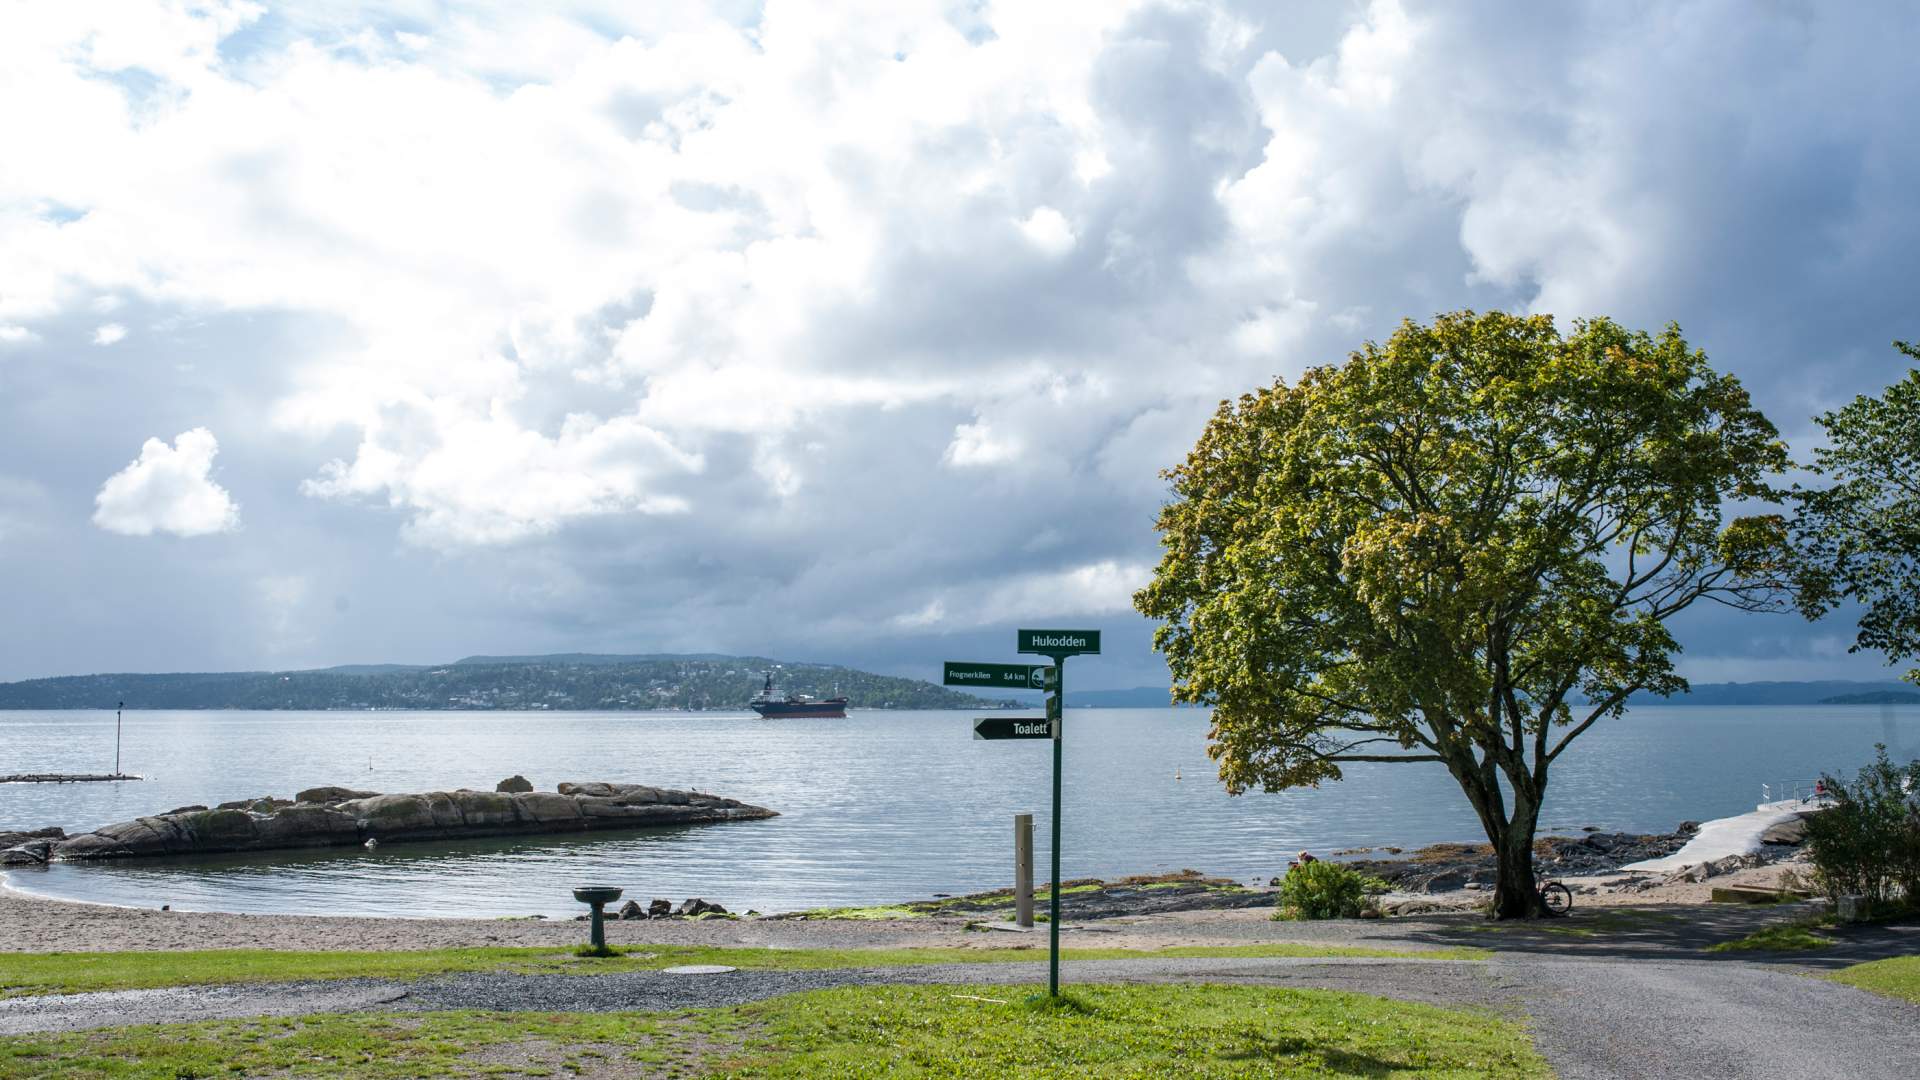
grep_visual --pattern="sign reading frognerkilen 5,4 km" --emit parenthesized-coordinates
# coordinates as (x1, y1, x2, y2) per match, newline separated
(940, 628, 1100, 999)
(942, 661, 1055, 690)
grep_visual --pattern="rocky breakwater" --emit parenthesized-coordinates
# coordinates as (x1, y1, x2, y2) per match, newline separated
(33, 781, 777, 862)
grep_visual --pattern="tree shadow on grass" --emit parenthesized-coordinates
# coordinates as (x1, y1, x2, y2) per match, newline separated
(1392, 904, 1920, 969)
(1218, 1035, 1446, 1076)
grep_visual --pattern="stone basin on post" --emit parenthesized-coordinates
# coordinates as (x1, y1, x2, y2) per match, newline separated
(573, 886, 623, 954)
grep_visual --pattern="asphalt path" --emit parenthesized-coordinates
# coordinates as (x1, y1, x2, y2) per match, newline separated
(4, 954, 1917, 1079)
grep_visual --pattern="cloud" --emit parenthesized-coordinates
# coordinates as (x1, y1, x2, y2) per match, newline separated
(92, 428, 240, 537)
(0, 1, 1915, 684)
(891, 560, 1154, 631)
(91, 322, 126, 345)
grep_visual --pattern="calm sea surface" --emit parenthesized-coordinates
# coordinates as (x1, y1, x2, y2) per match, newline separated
(3, 706, 1915, 917)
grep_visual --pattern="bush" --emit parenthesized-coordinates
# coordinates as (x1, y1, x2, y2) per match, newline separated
(1803, 745, 1920, 913)
(1274, 860, 1388, 920)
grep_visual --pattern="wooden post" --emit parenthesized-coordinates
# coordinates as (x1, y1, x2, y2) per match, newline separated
(1014, 812, 1034, 928)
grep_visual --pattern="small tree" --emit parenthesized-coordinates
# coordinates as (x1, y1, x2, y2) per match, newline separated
(1136, 312, 1791, 918)
(1802, 746, 1920, 911)
(1791, 341, 1920, 682)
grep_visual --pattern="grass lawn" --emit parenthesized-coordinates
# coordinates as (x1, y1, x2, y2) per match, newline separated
(0, 984, 1549, 1078)
(0, 942, 1486, 997)
(1828, 956, 1920, 1004)
(1706, 916, 1836, 953)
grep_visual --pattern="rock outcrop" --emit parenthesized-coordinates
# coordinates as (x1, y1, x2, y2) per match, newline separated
(495, 775, 534, 793)
(47, 782, 777, 861)
(295, 786, 380, 805)
(0, 826, 65, 849)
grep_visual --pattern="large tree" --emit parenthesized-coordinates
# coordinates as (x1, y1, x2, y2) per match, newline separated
(1791, 341, 1920, 680)
(1135, 311, 1792, 917)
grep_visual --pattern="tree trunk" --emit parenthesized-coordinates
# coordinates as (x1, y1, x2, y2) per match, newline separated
(1488, 806, 1547, 919)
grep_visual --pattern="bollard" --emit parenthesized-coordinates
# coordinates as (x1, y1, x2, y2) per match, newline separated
(572, 886, 624, 954)
(1014, 813, 1034, 928)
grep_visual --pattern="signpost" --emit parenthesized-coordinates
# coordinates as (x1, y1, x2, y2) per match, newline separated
(945, 628, 1099, 997)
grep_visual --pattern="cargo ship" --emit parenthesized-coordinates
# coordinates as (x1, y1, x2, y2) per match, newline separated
(748, 672, 848, 718)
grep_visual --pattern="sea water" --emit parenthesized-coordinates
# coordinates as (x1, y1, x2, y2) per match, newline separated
(2, 705, 1914, 917)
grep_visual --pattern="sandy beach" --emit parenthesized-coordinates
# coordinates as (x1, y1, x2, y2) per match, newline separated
(0, 857, 1814, 954)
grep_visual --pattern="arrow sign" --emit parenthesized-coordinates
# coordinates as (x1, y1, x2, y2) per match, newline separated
(944, 662, 1053, 690)
(1017, 628, 1100, 657)
(974, 716, 1055, 740)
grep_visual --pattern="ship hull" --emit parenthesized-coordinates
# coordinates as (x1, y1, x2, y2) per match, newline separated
(750, 699, 849, 719)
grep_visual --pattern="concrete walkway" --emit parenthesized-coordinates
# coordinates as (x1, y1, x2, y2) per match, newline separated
(4, 953, 1917, 1079)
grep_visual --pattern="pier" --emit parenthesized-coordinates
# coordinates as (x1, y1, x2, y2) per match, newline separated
(0, 773, 141, 784)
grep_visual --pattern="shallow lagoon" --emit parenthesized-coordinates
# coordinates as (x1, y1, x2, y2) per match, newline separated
(2, 705, 1914, 917)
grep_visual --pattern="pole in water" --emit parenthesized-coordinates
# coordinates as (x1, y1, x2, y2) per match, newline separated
(115, 701, 123, 776)
(1048, 657, 1064, 997)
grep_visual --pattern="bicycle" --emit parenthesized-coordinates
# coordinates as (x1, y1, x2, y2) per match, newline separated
(1536, 873, 1573, 916)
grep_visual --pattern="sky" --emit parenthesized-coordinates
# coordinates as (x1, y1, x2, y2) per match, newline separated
(1, 0, 1917, 690)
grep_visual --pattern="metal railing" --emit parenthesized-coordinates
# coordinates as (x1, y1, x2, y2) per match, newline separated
(1761, 779, 1829, 805)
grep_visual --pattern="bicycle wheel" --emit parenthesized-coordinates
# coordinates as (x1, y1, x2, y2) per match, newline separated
(1540, 882, 1573, 916)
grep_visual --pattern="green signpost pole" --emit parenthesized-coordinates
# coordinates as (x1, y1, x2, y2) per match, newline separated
(1048, 657, 1063, 997)
(952, 629, 1097, 999)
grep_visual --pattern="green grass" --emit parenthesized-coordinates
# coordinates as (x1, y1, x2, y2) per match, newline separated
(0, 984, 1549, 1078)
(1706, 916, 1837, 953)
(1828, 956, 1920, 1003)
(0, 942, 1488, 998)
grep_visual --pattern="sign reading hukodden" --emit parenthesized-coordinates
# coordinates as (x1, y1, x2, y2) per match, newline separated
(1015, 628, 1101, 657)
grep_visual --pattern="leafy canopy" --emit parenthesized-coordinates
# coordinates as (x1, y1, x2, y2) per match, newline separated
(1792, 341, 1920, 682)
(1136, 312, 1790, 797)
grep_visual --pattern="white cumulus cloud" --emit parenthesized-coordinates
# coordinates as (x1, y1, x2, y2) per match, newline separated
(92, 428, 240, 537)
(91, 323, 126, 345)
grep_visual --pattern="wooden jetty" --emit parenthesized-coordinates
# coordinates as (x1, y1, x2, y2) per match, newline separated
(0, 773, 142, 784)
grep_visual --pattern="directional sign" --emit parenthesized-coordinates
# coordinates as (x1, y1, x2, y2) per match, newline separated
(944, 662, 1052, 690)
(974, 716, 1055, 740)
(1017, 628, 1101, 657)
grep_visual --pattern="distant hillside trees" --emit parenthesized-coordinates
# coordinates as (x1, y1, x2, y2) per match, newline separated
(0, 657, 991, 712)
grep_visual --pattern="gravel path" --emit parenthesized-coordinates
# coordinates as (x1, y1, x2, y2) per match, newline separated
(0, 980, 410, 1036)
(6, 954, 1918, 1079)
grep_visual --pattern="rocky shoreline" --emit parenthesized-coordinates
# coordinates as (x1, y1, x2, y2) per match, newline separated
(1331, 826, 1702, 894)
(0, 779, 776, 865)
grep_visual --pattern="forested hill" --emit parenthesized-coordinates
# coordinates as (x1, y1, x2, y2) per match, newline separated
(0, 655, 999, 711)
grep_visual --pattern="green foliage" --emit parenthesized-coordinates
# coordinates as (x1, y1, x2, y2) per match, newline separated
(0, 986, 1550, 1079)
(1274, 860, 1388, 920)
(1802, 745, 1920, 911)
(1136, 311, 1789, 917)
(1792, 340, 1920, 682)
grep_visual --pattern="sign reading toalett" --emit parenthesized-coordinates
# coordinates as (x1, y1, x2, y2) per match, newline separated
(973, 716, 1054, 740)
(1016, 628, 1101, 657)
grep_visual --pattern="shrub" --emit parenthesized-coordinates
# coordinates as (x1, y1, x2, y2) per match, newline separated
(1275, 860, 1388, 920)
(1803, 745, 1920, 913)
